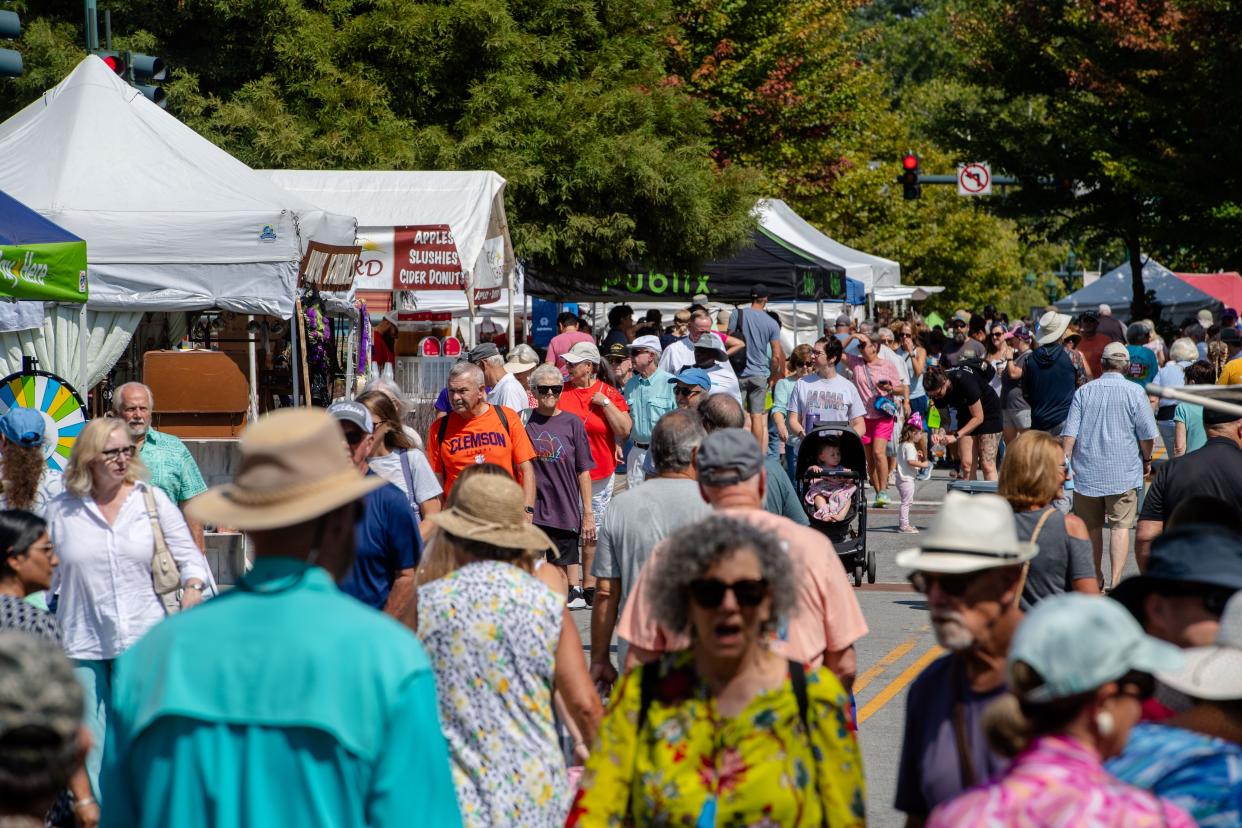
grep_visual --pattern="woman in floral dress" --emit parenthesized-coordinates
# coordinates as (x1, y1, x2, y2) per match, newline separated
(569, 515, 866, 827)
(417, 474, 602, 826)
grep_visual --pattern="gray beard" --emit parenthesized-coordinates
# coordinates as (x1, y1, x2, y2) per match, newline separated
(931, 612, 976, 651)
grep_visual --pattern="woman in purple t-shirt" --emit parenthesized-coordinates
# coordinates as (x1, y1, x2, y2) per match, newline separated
(524, 364, 596, 595)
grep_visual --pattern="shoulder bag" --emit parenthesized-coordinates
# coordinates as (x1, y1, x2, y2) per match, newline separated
(142, 486, 182, 616)
(861, 361, 900, 420)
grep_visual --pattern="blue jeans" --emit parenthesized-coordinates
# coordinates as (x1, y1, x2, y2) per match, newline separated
(910, 395, 929, 430)
(72, 658, 114, 801)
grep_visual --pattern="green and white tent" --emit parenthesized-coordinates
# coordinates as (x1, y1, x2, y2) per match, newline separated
(0, 188, 87, 303)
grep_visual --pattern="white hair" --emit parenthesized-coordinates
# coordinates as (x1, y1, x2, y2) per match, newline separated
(447, 362, 485, 387)
(113, 381, 154, 412)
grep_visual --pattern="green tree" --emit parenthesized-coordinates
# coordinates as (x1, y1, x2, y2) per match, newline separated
(0, 0, 758, 276)
(925, 0, 1242, 318)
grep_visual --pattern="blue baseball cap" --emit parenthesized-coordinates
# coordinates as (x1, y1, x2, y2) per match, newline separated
(668, 368, 712, 391)
(1008, 593, 1182, 703)
(0, 407, 46, 448)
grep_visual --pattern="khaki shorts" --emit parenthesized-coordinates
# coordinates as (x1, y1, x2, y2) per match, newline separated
(1073, 489, 1138, 531)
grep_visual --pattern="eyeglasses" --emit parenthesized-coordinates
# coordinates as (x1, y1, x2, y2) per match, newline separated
(991, 333, 1005, 338)
(812, 348, 827, 357)
(909, 570, 978, 598)
(100, 446, 135, 462)
(535, 385, 563, 396)
(689, 578, 769, 608)
(674, 385, 703, 397)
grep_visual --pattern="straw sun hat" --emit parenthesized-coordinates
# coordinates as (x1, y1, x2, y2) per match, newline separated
(187, 408, 383, 531)
(429, 474, 553, 553)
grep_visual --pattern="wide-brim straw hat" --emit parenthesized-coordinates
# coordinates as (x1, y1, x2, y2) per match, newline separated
(187, 408, 383, 531)
(429, 474, 554, 553)
(895, 491, 1038, 574)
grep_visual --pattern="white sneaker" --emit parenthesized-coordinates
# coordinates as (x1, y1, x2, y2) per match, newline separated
(567, 588, 588, 610)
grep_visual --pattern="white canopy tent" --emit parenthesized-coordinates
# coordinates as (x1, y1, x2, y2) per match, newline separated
(0, 56, 356, 389)
(756, 199, 901, 295)
(262, 170, 515, 320)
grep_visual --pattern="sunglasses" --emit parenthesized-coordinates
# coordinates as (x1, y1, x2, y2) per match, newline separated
(101, 446, 135, 462)
(535, 385, 563, 396)
(343, 430, 366, 446)
(607, 358, 629, 365)
(674, 385, 703, 397)
(991, 332, 1005, 338)
(908, 570, 978, 598)
(689, 578, 769, 608)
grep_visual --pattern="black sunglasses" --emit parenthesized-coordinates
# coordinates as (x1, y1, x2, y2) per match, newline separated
(535, 385, 563, 396)
(674, 385, 703, 397)
(908, 570, 977, 598)
(689, 578, 769, 608)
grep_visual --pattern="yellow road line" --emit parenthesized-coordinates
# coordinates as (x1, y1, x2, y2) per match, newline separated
(853, 638, 919, 694)
(857, 644, 945, 725)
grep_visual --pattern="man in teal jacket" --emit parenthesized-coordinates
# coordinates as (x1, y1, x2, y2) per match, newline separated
(101, 408, 461, 828)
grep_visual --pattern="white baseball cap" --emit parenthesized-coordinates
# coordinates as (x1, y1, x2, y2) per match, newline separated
(628, 335, 663, 356)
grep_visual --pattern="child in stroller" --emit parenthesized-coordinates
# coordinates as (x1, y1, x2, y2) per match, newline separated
(804, 437, 857, 523)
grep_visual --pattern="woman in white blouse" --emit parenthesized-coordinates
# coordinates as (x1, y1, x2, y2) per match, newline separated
(46, 417, 209, 803)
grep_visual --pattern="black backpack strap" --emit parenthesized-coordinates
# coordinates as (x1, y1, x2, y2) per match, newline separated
(493, 403, 510, 433)
(626, 660, 661, 822)
(788, 660, 828, 828)
(437, 414, 449, 445)
(636, 659, 659, 732)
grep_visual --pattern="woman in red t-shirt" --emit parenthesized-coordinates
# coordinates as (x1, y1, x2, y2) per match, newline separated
(556, 342, 632, 608)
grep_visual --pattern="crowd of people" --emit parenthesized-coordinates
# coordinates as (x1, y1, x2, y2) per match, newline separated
(0, 294, 1239, 827)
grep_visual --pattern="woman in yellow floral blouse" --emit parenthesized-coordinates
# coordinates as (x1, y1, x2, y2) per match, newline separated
(568, 514, 866, 827)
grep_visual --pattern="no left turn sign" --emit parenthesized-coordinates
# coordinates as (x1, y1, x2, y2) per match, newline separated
(957, 163, 992, 196)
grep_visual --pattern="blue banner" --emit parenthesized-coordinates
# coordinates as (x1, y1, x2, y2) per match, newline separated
(531, 297, 558, 347)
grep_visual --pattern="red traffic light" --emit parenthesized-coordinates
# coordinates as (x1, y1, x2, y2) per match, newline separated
(902, 153, 920, 171)
(101, 53, 126, 75)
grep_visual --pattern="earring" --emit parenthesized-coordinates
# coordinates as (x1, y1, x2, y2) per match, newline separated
(1095, 710, 1115, 737)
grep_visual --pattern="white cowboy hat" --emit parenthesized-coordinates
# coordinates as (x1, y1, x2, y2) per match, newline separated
(1035, 311, 1072, 346)
(895, 491, 1039, 574)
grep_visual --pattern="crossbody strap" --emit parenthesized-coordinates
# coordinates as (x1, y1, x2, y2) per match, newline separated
(951, 656, 977, 789)
(1028, 507, 1055, 545)
(141, 486, 169, 561)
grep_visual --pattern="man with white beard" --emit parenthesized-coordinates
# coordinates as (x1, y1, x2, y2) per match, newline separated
(892, 492, 1038, 827)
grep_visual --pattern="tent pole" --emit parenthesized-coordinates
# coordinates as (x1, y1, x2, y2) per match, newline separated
(507, 282, 515, 351)
(343, 318, 356, 401)
(247, 315, 259, 422)
(290, 311, 301, 407)
(78, 304, 88, 393)
(816, 297, 825, 339)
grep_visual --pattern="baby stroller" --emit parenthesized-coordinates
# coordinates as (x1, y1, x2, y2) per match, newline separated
(796, 423, 874, 586)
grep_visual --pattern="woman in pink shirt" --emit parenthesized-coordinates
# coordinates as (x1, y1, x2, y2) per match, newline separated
(843, 333, 906, 508)
(928, 593, 1194, 828)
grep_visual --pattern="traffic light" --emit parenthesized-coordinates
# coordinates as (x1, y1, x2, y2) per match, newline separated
(900, 153, 921, 200)
(130, 53, 166, 82)
(96, 50, 126, 75)
(0, 9, 21, 78)
(135, 84, 166, 108)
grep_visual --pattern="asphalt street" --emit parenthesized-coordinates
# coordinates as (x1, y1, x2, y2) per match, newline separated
(573, 464, 1145, 827)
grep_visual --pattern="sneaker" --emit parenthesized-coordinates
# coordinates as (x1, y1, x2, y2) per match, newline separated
(873, 492, 890, 508)
(583, 587, 596, 608)
(898, 525, 920, 534)
(567, 587, 587, 609)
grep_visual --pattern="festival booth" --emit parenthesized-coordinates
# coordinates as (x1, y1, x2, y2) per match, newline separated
(1174, 272, 1242, 314)
(262, 169, 515, 402)
(0, 57, 359, 584)
(1054, 258, 1221, 322)
(0, 56, 356, 401)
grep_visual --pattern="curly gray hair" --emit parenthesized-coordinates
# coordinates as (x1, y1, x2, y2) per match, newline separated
(649, 515, 795, 636)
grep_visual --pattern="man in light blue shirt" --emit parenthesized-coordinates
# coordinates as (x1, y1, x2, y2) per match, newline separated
(101, 409, 460, 828)
(1062, 342, 1158, 592)
(622, 335, 676, 486)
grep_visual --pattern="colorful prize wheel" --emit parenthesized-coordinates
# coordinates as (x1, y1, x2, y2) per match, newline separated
(0, 371, 88, 472)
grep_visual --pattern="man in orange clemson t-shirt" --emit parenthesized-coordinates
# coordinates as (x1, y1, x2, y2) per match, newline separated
(427, 363, 537, 513)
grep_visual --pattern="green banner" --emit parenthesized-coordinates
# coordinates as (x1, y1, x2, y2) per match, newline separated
(0, 241, 88, 303)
